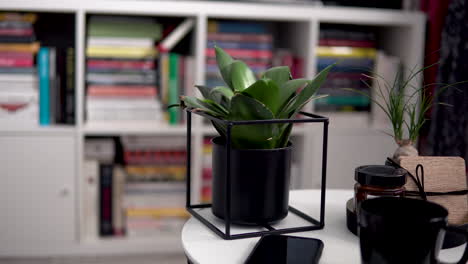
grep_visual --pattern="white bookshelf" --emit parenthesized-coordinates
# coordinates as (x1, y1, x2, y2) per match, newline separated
(0, 0, 425, 256)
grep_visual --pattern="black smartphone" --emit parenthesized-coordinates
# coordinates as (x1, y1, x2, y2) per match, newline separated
(245, 235, 324, 264)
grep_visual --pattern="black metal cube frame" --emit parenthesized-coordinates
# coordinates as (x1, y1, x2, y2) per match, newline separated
(185, 108, 329, 240)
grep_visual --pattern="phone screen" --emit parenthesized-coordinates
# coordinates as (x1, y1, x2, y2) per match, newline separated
(245, 235, 324, 264)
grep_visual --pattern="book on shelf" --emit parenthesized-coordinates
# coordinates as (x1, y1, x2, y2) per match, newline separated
(207, 32, 273, 42)
(168, 53, 180, 124)
(87, 59, 155, 70)
(316, 46, 377, 58)
(0, 12, 76, 125)
(201, 137, 213, 203)
(0, 13, 39, 125)
(37, 47, 50, 125)
(87, 37, 155, 48)
(120, 135, 188, 237)
(86, 46, 158, 59)
(158, 52, 193, 125)
(208, 21, 270, 34)
(315, 26, 377, 112)
(85, 15, 199, 124)
(205, 48, 273, 59)
(205, 20, 274, 94)
(206, 40, 273, 50)
(87, 16, 163, 40)
(113, 166, 126, 236)
(99, 163, 114, 237)
(0, 42, 39, 53)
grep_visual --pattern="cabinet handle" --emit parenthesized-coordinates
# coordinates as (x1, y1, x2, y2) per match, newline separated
(59, 188, 70, 197)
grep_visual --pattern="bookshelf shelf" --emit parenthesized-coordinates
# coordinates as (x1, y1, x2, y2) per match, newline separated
(0, 0, 425, 257)
(0, 124, 76, 134)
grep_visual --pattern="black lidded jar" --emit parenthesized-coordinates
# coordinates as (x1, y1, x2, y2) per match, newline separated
(354, 165, 407, 212)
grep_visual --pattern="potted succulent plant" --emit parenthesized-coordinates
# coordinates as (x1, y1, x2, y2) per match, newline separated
(173, 47, 333, 225)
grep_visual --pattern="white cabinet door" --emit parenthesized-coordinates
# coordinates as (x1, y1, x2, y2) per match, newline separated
(0, 135, 76, 254)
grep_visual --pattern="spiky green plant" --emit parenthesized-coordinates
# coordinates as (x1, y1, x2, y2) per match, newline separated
(172, 46, 333, 149)
(345, 63, 463, 144)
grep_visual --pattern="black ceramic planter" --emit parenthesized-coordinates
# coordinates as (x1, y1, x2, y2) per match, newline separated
(211, 137, 292, 225)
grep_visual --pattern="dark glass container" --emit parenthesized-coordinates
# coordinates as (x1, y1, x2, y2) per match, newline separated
(354, 165, 407, 212)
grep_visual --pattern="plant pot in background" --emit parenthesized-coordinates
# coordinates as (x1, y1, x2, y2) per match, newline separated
(211, 137, 292, 225)
(393, 139, 419, 163)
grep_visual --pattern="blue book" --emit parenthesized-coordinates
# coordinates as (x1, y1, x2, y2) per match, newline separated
(38, 47, 50, 125)
(214, 21, 268, 34)
(207, 40, 272, 50)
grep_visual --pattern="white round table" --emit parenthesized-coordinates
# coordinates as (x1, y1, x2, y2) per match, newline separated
(182, 189, 465, 264)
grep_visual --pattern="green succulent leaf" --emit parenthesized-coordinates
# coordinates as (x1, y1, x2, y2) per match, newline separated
(241, 79, 281, 115)
(278, 79, 310, 111)
(215, 46, 234, 88)
(211, 120, 227, 139)
(195, 85, 212, 100)
(230, 60, 257, 92)
(180, 96, 227, 117)
(278, 64, 334, 118)
(210, 86, 234, 109)
(228, 94, 278, 149)
(262, 66, 291, 88)
(277, 123, 293, 148)
(210, 86, 234, 101)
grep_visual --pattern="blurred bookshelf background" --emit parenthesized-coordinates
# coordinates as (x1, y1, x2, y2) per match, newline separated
(0, 0, 424, 258)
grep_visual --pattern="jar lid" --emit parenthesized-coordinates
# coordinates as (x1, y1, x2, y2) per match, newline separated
(355, 165, 407, 187)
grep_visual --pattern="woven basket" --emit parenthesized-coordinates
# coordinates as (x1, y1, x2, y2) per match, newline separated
(400, 156, 468, 225)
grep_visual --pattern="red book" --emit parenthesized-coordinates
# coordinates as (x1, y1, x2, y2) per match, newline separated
(87, 59, 155, 70)
(206, 59, 271, 68)
(207, 33, 272, 43)
(318, 39, 376, 48)
(87, 86, 157, 97)
(205, 48, 273, 60)
(0, 57, 33, 67)
(292, 57, 304, 78)
(0, 28, 33, 36)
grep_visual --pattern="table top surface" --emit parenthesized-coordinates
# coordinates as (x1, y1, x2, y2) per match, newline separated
(181, 189, 465, 264)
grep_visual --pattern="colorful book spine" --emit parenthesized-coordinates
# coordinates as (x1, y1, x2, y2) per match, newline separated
(0, 57, 33, 67)
(99, 164, 114, 237)
(87, 20, 162, 40)
(0, 42, 39, 53)
(207, 40, 272, 50)
(0, 35, 35, 43)
(207, 33, 272, 43)
(208, 21, 268, 34)
(37, 47, 50, 125)
(316, 46, 377, 58)
(315, 96, 370, 106)
(318, 39, 376, 48)
(113, 166, 126, 236)
(87, 86, 157, 97)
(205, 48, 272, 59)
(86, 46, 158, 59)
(168, 53, 179, 125)
(65, 47, 75, 124)
(87, 59, 154, 70)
